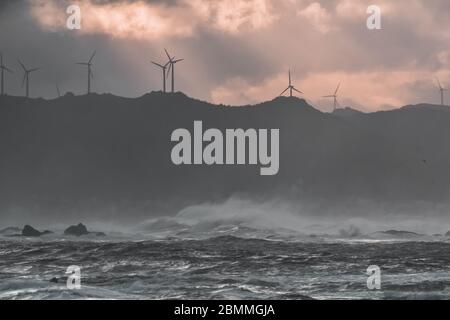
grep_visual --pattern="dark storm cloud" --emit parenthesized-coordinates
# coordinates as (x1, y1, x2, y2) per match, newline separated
(0, 0, 18, 10)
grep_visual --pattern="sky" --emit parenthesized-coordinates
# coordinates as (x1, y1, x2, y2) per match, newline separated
(1, 0, 450, 112)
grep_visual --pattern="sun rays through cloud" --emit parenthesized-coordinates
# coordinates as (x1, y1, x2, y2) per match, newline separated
(1, 0, 445, 110)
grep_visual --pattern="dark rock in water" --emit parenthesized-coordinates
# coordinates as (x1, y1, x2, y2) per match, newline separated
(22, 225, 51, 237)
(64, 223, 105, 237)
(374, 230, 422, 237)
(0, 227, 21, 235)
(49, 276, 68, 284)
(49, 277, 59, 283)
(64, 223, 89, 236)
(384, 230, 420, 236)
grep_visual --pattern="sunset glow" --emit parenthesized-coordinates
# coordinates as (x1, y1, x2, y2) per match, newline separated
(13, 0, 450, 109)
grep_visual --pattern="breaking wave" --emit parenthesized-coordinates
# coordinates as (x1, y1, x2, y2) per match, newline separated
(2, 198, 450, 300)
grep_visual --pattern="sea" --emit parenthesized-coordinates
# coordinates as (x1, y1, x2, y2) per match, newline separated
(1, 217, 450, 300)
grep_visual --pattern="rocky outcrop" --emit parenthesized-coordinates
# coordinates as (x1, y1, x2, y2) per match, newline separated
(64, 223, 89, 236)
(372, 230, 423, 238)
(64, 223, 106, 237)
(381, 230, 421, 236)
(22, 225, 52, 237)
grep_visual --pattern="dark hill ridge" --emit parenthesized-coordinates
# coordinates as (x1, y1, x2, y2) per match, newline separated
(0, 93, 449, 221)
(332, 107, 364, 118)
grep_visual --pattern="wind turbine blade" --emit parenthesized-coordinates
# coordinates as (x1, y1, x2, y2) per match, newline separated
(151, 61, 164, 68)
(166, 63, 172, 78)
(164, 48, 172, 61)
(288, 70, 291, 85)
(173, 59, 184, 63)
(335, 82, 341, 95)
(76, 62, 88, 65)
(18, 59, 26, 71)
(323, 95, 334, 98)
(0, 53, 3, 66)
(293, 88, 303, 94)
(436, 77, 442, 89)
(5, 66, 14, 73)
(29, 67, 40, 73)
(21, 74, 26, 88)
(279, 87, 289, 96)
(89, 51, 96, 64)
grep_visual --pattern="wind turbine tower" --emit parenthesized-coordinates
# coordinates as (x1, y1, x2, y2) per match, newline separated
(1, 53, 13, 96)
(164, 49, 184, 93)
(56, 83, 61, 98)
(151, 60, 170, 93)
(18, 59, 40, 98)
(436, 78, 447, 106)
(76, 51, 96, 94)
(323, 83, 341, 112)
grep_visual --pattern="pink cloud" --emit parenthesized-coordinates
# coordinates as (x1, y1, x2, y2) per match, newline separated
(26, 0, 450, 108)
(29, 0, 277, 40)
(212, 69, 450, 111)
(298, 2, 334, 34)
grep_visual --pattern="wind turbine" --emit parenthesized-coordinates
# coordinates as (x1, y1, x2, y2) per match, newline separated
(436, 77, 447, 106)
(56, 82, 61, 98)
(18, 59, 40, 98)
(323, 82, 341, 112)
(151, 60, 170, 93)
(164, 49, 184, 93)
(76, 51, 96, 94)
(279, 69, 303, 97)
(1, 53, 13, 96)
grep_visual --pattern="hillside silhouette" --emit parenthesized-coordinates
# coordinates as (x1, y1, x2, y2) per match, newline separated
(1, 93, 449, 221)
